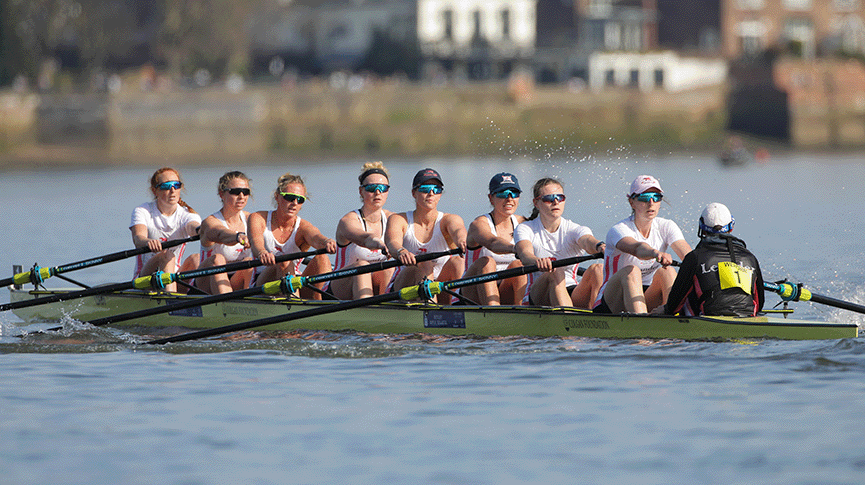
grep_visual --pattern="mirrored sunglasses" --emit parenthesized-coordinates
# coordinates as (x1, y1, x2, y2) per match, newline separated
(156, 181, 182, 191)
(416, 184, 444, 195)
(633, 192, 663, 203)
(538, 193, 566, 204)
(279, 192, 306, 204)
(227, 187, 251, 196)
(493, 189, 520, 199)
(362, 183, 390, 193)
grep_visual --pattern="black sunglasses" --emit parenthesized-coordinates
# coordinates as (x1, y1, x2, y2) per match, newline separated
(227, 188, 251, 196)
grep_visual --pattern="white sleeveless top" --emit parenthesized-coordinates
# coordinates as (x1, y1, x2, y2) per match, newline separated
(464, 213, 519, 273)
(403, 211, 450, 279)
(334, 209, 389, 270)
(199, 211, 251, 264)
(251, 211, 304, 284)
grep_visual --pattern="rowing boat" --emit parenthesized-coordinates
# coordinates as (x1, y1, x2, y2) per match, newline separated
(7, 287, 859, 341)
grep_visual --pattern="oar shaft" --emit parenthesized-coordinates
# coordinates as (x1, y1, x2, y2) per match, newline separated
(87, 248, 459, 327)
(147, 290, 402, 344)
(303, 247, 461, 285)
(1, 281, 135, 311)
(146, 252, 603, 344)
(763, 281, 865, 316)
(1, 236, 200, 288)
(174, 248, 326, 281)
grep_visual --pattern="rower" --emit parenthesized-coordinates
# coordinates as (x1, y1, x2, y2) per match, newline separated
(327, 161, 395, 300)
(385, 168, 467, 304)
(593, 175, 691, 314)
(461, 172, 527, 306)
(658, 202, 765, 317)
(514, 177, 604, 308)
(129, 167, 201, 293)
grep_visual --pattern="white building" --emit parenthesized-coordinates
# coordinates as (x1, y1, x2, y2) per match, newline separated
(417, 0, 537, 79)
(588, 51, 727, 92)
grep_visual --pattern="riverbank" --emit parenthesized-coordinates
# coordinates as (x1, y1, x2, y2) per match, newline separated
(0, 81, 730, 169)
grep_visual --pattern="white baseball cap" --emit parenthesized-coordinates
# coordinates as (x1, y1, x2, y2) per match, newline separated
(628, 175, 663, 196)
(700, 202, 734, 233)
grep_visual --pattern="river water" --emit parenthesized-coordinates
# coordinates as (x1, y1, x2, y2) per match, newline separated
(2, 154, 865, 484)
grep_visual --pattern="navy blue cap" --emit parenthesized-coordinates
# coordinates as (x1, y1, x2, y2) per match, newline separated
(488, 172, 521, 194)
(412, 168, 443, 188)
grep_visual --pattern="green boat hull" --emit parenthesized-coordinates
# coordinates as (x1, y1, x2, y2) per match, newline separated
(8, 288, 859, 341)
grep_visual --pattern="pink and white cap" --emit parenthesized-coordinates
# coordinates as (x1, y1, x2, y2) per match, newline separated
(628, 175, 663, 196)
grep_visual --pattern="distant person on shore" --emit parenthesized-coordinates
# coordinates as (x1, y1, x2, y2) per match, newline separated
(130, 167, 201, 293)
(593, 175, 691, 314)
(327, 162, 394, 300)
(461, 172, 527, 306)
(385, 168, 467, 304)
(658, 203, 765, 316)
(514, 177, 604, 308)
(196, 171, 254, 294)
(248, 172, 337, 299)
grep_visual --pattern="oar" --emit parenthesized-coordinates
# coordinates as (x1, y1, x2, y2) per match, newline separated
(146, 252, 603, 345)
(1, 235, 200, 288)
(1, 248, 326, 312)
(764, 280, 865, 315)
(79, 248, 462, 328)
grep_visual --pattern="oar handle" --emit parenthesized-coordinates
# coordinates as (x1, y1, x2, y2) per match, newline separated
(303, 247, 462, 286)
(1, 235, 201, 288)
(442, 252, 603, 291)
(173, 248, 328, 281)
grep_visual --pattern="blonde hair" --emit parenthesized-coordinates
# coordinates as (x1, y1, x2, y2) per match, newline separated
(526, 177, 564, 221)
(273, 172, 307, 206)
(358, 161, 389, 185)
(149, 167, 196, 214)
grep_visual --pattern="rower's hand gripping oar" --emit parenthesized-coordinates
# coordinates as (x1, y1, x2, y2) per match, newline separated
(1, 235, 201, 288)
(0, 248, 326, 312)
(146, 252, 602, 345)
(76, 248, 463, 328)
(764, 280, 865, 316)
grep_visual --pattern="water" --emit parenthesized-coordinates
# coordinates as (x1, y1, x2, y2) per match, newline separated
(2, 154, 865, 484)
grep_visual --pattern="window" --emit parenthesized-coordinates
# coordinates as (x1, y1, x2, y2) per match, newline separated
(783, 0, 812, 10)
(629, 69, 639, 87)
(736, 0, 765, 10)
(834, 0, 860, 12)
(654, 69, 664, 88)
(784, 18, 814, 57)
(442, 9, 453, 40)
(605, 69, 616, 86)
(473, 10, 483, 41)
(501, 9, 510, 40)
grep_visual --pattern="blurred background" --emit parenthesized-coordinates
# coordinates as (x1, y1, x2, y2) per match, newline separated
(1, 0, 864, 165)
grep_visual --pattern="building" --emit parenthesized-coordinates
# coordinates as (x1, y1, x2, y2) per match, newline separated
(721, 0, 865, 59)
(588, 50, 728, 91)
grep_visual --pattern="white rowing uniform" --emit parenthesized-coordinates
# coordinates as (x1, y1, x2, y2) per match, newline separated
(514, 217, 593, 303)
(250, 211, 304, 285)
(130, 200, 201, 277)
(333, 209, 389, 270)
(464, 213, 519, 273)
(388, 211, 450, 287)
(199, 210, 251, 264)
(593, 215, 685, 308)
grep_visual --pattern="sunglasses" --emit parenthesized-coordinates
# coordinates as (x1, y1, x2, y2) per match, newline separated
(156, 181, 182, 191)
(538, 193, 566, 204)
(493, 189, 520, 199)
(279, 192, 307, 204)
(226, 187, 251, 196)
(362, 183, 390, 193)
(415, 184, 444, 195)
(633, 192, 663, 203)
